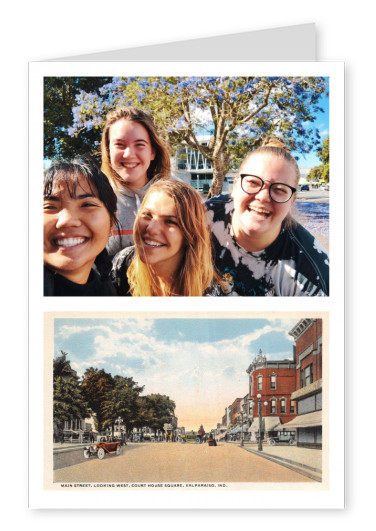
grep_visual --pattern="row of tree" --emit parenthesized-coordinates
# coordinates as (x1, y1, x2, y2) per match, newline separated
(44, 75, 329, 197)
(307, 136, 329, 183)
(53, 351, 176, 436)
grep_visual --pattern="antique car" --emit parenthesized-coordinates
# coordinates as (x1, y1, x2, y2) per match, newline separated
(83, 436, 122, 459)
(177, 434, 202, 444)
(268, 431, 296, 446)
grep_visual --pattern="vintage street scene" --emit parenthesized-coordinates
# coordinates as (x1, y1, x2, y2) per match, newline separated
(50, 315, 324, 487)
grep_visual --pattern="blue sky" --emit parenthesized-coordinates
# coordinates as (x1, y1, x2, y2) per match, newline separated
(294, 92, 329, 169)
(54, 316, 298, 430)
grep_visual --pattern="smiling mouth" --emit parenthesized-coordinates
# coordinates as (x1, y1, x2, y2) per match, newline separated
(54, 237, 88, 248)
(247, 206, 271, 218)
(143, 239, 165, 248)
(122, 163, 139, 169)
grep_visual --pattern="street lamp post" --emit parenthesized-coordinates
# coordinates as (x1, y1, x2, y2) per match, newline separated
(240, 411, 244, 446)
(250, 394, 268, 451)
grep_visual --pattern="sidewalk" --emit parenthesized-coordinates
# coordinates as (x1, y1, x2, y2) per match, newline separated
(240, 443, 322, 482)
(53, 442, 88, 454)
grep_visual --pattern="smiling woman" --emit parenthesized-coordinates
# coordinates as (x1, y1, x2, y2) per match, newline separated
(43, 159, 118, 296)
(101, 107, 171, 257)
(206, 137, 329, 296)
(111, 180, 226, 296)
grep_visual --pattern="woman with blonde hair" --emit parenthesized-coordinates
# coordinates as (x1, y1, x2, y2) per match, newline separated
(206, 137, 329, 296)
(111, 180, 225, 296)
(101, 106, 171, 257)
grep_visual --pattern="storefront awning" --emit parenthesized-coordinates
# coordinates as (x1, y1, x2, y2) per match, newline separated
(282, 410, 322, 428)
(271, 423, 296, 432)
(248, 417, 280, 432)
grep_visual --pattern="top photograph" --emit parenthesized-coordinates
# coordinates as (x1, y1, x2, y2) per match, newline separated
(43, 75, 330, 297)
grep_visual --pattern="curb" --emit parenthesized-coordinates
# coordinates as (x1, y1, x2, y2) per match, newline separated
(242, 447, 322, 483)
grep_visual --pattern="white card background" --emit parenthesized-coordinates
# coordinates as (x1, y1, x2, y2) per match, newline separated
(29, 60, 344, 509)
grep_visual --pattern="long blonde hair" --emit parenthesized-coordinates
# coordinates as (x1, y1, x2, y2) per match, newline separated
(100, 107, 171, 192)
(127, 180, 221, 296)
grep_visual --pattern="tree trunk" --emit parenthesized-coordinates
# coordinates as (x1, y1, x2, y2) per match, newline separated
(207, 150, 230, 199)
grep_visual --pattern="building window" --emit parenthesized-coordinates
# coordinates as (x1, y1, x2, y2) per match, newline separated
(271, 398, 276, 414)
(257, 375, 263, 391)
(300, 364, 313, 388)
(280, 398, 286, 414)
(251, 376, 254, 396)
(290, 402, 295, 414)
(270, 374, 276, 390)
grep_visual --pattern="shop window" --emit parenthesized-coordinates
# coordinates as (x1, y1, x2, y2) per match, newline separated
(281, 398, 286, 414)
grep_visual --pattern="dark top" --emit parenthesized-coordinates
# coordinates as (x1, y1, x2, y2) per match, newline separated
(205, 194, 329, 296)
(44, 266, 116, 296)
(111, 246, 226, 296)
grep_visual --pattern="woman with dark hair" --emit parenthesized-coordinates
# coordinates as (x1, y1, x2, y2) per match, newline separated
(111, 180, 226, 296)
(101, 106, 171, 257)
(206, 137, 329, 296)
(43, 158, 119, 296)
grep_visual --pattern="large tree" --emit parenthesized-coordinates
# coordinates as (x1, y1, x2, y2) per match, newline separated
(142, 394, 176, 436)
(44, 76, 111, 160)
(62, 75, 328, 197)
(101, 376, 144, 435)
(81, 367, 114, 432)
(53, 352, 88, 432)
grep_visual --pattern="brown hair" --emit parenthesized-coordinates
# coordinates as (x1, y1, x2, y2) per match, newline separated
(127, 180, 222, 296)
(100, 107, 171, 192)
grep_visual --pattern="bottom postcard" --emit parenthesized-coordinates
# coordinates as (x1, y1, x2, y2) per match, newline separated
(35, 311, 343, 508)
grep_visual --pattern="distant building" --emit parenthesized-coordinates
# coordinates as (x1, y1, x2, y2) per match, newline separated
(171, 137, 235, 193)
(283, 319, 323, 449)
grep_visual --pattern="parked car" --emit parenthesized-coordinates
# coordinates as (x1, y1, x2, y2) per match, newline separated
(320, 184, 329, 191)
(84, 436, 122, 459)
(300, 184, 310, 191)
(177, 434, 202, 444)
(268, 430, 296, 446)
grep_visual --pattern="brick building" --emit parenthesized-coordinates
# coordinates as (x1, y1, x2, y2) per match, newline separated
(246, 349, 296, 441)
(283, 319, 323, 449)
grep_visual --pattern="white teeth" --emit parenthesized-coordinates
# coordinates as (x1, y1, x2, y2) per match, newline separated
(56, 237, 86, 247)
(144, 239, 164, 247)
(122, 163, 138, 168)
(250, 206, 270, 215)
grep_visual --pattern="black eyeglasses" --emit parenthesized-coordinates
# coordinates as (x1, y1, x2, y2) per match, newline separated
(240, 174, 296, 203)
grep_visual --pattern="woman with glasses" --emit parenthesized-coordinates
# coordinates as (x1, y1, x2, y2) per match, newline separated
(206, 137, 329, 296)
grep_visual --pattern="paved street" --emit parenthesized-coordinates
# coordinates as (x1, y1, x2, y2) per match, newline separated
(53, 442, 314, 483)
(296, 189, 329, 204)
(293, 190, 329, 251)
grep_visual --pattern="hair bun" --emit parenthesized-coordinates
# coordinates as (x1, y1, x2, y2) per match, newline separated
(262, 137, 290, 151)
